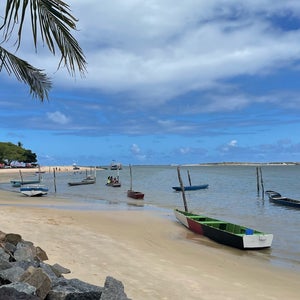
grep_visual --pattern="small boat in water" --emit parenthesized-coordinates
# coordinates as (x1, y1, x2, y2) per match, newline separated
(106, 169, 121, 187)
(68, 175, 96, 186)
(127, 189, 144, 199)
(11, 169, 41, 187)
(174, 166, 273, 250)
(106, 181, 121, 187)
(68, 168, 97, 186)
(20, 185, 48, 197)
(11, 179, 41, 187)
(172, 169, 208, 191)
(110, 160, 122, 170)
(127, 165, 144, 199)
(174, 209, 273, 249)
(265, 190, 300, 209)
(172, 184, 209, 191)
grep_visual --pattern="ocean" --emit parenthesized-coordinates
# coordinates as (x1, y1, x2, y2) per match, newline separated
(2, 164, 300, 272)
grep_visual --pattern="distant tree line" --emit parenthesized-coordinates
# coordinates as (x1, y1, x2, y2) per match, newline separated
(0, 142, 37, 167)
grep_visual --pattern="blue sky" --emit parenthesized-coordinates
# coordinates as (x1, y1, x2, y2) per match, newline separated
(1, 0, 300, 166)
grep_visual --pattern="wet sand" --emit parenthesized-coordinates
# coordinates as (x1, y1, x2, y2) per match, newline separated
(0, 168, 299, 299)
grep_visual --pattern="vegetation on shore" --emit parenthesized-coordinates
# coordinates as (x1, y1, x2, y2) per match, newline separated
(0, 142, 37, 167)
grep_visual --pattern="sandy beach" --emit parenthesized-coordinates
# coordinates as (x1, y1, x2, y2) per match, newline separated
(0, 168, 299, 299)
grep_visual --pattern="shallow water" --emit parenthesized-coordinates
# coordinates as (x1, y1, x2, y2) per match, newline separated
(2, 165, 300, 272)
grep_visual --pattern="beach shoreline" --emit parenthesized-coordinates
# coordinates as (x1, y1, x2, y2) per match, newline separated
(0, 167, 299, 299)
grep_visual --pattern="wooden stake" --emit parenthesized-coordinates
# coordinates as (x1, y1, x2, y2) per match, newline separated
(177, 167, 188, 212)
(19, 170, 23, 184)
(256, 167, 260, 194)
(129, 164, 133, 191)
(187, 170, 192, 186)
(259, 167, 264, 198)
(53, 168, 57, 193)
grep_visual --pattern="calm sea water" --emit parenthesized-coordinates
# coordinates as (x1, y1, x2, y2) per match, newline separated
(2, 165, 300, 272)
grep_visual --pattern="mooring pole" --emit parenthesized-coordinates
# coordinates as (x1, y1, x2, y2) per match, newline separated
(19, 170, 23, 184)
(177, 167, 188, 212)
(256, 167, 260, 194)
(53, 168, 57, 193)
(187, 170, 192, 186)
(259, 167, 264, 198)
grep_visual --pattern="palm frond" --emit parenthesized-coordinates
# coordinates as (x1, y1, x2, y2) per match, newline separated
(1, 0, 87, 76)
(0, 45, 52, 101)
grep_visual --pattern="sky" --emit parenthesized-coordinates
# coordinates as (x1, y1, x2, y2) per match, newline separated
(1, 0, 300, 166)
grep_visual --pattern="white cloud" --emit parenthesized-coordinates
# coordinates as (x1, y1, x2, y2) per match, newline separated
(229, 140, 238, 147)
(10, 1, 300, 109)
(179, 147, 191, 154)
(47, 111, 70, 125)
(130, 143, 141, 154)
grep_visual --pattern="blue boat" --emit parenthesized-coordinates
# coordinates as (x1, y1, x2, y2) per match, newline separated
(11, 179, 41, 187)
(172, 184, 209, 191)
(20, 185, 48, 197)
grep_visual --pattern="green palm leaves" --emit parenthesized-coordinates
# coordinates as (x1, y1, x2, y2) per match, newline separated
(0, 0, 87, 101)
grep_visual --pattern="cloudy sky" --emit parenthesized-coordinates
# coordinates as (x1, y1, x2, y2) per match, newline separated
(1, 0, 300, 166)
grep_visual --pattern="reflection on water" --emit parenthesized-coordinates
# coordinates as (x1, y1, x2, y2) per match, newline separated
(1, 164, 300, 272)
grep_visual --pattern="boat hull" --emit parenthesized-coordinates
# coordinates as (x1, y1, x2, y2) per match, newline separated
(174, 209, 273, 249)
(127, 190, 144, 199)
(265, 190, 300, 209)
(106, 182, 121, 187)
(11, 180, 40, 187)
(68, 180, 95, 186)
(20, 185, 48, 197)
(172, 184, 209, 191)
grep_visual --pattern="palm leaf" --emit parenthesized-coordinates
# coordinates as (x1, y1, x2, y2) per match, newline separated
(0, 45, 52, 101)
(1, 0, 87, 76)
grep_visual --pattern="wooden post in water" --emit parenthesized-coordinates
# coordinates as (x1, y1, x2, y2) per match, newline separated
(187, 170, 192, 186)
(53, 168, 57, 193)
(177, 167, 188, 212)
(256, 167, 260, 194)
(259, 167, 264, 198)
(19, 170, 24, 184)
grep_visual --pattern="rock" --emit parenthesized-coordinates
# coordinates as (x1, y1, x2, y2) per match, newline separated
(0, 248, 10, 261)
(14, 245, 34, 262)
(47, 278, 103, 300)
(2, 241, 17, 254)
(0, 231, 129, 299)
(39, 262, 61, 281)
(0, 266, 25, 283)
(0, 230, 6, 242)
(5, 233, 22, 245)
(100, 276, 130, 300)
(36, 246, 48, 261)
(0, 286, 40, 299)
(12, 260, 40, 271)
(2, 282, 37, 295)
(0, 258, 12, 271)
(20, 266, 52, 299)
(50, 263, 71, 277)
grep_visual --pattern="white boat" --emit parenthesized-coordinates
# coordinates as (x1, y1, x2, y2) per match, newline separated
(110, 160, 122, 170)
(20, 185, 49, 197)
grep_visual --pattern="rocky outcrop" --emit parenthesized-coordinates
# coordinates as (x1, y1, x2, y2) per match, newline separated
(0, 231, 130, 299)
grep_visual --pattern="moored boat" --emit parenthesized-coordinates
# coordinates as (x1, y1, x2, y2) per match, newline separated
(172, 184, 209, 191)
(68, 175, 96, 186)
(127, 189, 144, 199)
(110, 160, 122, 170)
(174, 209, 273, 249)
(20, 185, 48, 197)
(265, 190, 300, 209)
(127, 164, 144, 199)
(11, 179, 41, 187)
(106, 181, 121, 187)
